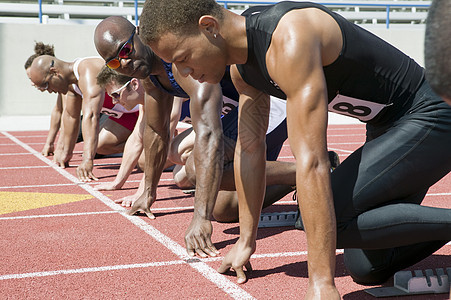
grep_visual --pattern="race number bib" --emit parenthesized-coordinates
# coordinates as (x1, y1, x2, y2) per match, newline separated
(328, 94, 388, 122)
(100, 107, 124, 119)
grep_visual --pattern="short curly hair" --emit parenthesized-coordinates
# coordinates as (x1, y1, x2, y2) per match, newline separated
(425, 0, 451, 100)
(96, 66, 133, 88)
(139, 0, 223, 44)
(24, 42, 55, 69)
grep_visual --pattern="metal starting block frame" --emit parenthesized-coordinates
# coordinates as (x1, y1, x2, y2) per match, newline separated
(365, 268, 451, 297)
(258, 211, 298, 228)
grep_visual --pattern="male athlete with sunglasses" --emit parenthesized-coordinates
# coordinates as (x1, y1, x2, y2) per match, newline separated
(26, 47, 139, 182)
(94, 16, 294, 258)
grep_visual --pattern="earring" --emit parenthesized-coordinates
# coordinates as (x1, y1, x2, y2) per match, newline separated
(213, 33, 217, 38)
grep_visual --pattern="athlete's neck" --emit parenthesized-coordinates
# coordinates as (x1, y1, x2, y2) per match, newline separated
(221, 9, 248, 65)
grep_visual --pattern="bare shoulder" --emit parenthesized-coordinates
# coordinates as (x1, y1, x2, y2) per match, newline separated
(274, 8, 338, 45)
(78, 57, 104, 77)
(268, 7, 341, 71)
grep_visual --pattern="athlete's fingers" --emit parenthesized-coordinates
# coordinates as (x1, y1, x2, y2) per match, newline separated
(127, 205, 139, 216)
(195, 248, 208, 258)
(206, 240, 220, 255)
(234, 267, 247, 284)
(127, 204, 156, 219)
(143, 210, 156, 219)
(186, 248, 196, 257)
(217, 261, 231, 274)
(197, 240, 218, 257)
(186, 238, 201, 257)
(200, 246, 218, 257)
(88, 172, 99, 181)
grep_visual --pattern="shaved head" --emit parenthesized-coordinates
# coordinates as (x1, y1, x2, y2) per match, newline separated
(28, 55, 54, 82)
(94, 16, 136, 60)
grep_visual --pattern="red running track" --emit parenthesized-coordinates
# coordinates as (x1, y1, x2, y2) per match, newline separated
(0, 124, 450, 299)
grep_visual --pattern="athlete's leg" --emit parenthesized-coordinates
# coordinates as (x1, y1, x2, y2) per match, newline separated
(173, 164, 195, 189)
(213, 185, 296, 223)
(331, 83, 451, 283)
(344, 240, 448, 284)
(168, 127, 194, 165)
(97, 118, 132, 155)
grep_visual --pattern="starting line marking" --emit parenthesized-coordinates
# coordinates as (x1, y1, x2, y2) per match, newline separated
(2, 131, 255, 300)
(0, 178, 173, 190)
(0, 250, 343, 281)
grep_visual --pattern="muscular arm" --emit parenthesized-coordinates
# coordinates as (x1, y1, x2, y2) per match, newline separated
(175, 72, 224, 257)
(266, 10, 340, 298)
(42, 93, 63, 156)
(128, 81, 174, 218)
(77, 59, 105, 181)
(218, 66, 270, 280)
(55, 92, 82, 167)
(95, 105, 145, 190)
(220, 10, 341, 294)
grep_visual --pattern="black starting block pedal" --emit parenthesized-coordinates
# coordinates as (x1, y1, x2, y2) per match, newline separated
(365, 268, 451, 297)
(258, 211, 298, 228)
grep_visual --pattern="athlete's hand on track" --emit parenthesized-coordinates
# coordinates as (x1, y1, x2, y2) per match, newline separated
(185, 217, 220, 258)
(94, 181, 121, 191)
(217, 237, 255, 284)
(127, 191, 156, 219)
(77, 159, 98, 182)
(114, 193, 139, 207)
(41, 144, 54, 156)
(53, 150, 70, 168)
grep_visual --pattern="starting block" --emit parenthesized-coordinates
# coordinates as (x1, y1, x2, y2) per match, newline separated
(258, 211, 298, 228)
(365, 268, 451, 297)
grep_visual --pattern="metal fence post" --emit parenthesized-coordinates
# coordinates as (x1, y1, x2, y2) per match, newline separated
(39, 0, 42, 23)
(386, 5, 390, 29)
(134, 0, 138, 25)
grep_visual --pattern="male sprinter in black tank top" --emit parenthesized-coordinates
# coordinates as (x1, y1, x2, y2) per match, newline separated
(140, 1, 451, 297)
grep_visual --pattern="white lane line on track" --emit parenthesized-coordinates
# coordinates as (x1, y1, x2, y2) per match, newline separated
(0, 183, 76, 189)
(0, 178, 173, 189)
(0, 250, 347, 281)
(0, 165, 51, 170)
(2, 131, 255, 300)
(1, 244, 450, 281)
(0, 260, 186, 280)
(0, 200, 299, 221)
(0, 143, 45, 146)
(0, 210, 118, 220)
(0, 135, 48, 138)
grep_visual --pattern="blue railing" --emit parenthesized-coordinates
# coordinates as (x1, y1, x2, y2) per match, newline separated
(35, 1, 430, 29)
(37, 0, 141, 25)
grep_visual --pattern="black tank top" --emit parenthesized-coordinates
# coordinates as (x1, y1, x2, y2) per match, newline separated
(236, 1, 425, 123)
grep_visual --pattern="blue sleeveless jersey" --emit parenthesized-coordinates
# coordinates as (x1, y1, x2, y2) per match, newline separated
(148, 60, 239, 121)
